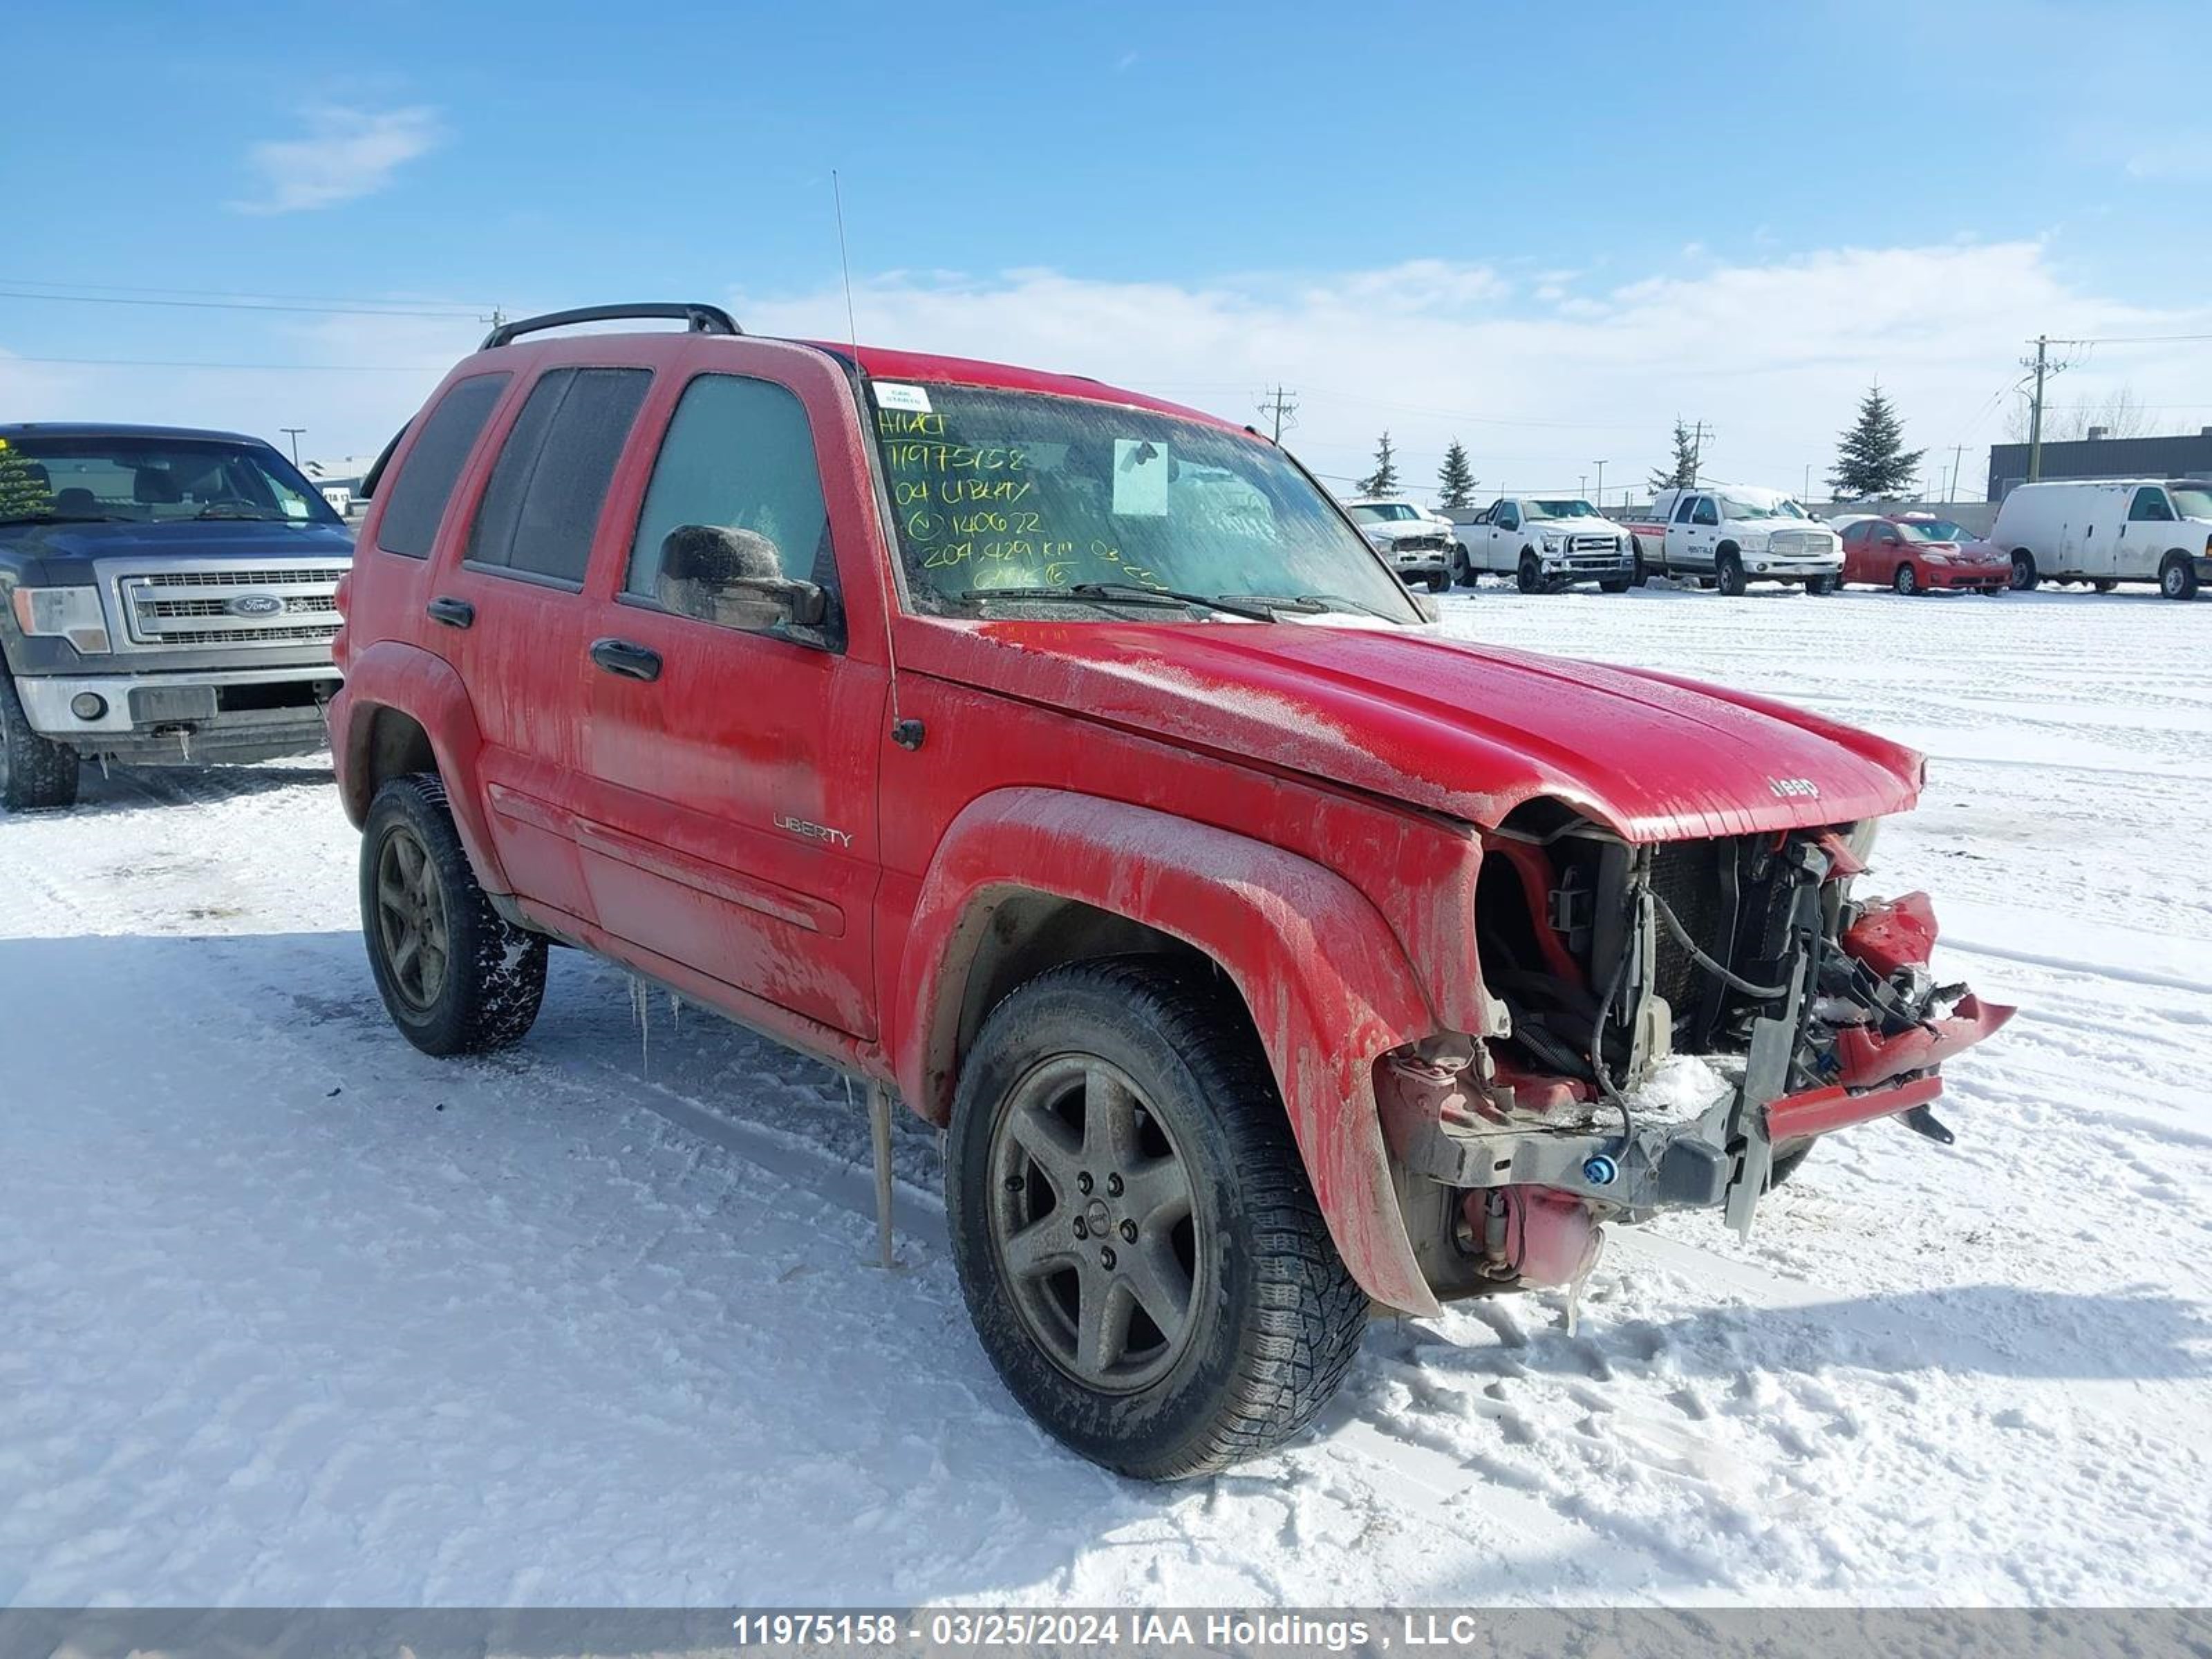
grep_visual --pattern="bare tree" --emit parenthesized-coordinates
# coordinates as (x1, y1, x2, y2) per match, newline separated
(2006, 384, 2154, 443)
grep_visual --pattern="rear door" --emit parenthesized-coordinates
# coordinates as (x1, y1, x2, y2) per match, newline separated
(572, 360, 888, 1039)
(429, 363, 655, 922)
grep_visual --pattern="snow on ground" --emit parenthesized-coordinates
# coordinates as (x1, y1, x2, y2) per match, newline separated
(1, 582, 2206, 1607)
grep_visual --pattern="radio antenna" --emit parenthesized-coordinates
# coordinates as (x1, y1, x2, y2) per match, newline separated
(831, 169, 911, 735)
(832, 169, 861, 360)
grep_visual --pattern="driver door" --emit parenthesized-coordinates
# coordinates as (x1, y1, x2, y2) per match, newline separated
(571, 366, 889, 1038)
(1488, 499, 1521, 565)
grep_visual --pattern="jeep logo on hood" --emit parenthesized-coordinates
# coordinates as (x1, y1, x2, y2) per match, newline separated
(1768, 776, 1821, 800)
(225, 593, 285, 618)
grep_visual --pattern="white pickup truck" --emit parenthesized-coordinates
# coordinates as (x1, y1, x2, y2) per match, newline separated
(1622, 485, 1842, 594)
(1450, 496, 1638, 592)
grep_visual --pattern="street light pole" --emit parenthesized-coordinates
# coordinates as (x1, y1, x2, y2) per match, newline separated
(280, 427, 306, 467)
(1593, 460, 1607, 505)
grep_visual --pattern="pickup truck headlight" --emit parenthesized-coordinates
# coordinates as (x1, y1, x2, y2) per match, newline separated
(1738, 533, 1771, 554)
(10, 585, 111, 654)
(1540, 531, 1561, 552)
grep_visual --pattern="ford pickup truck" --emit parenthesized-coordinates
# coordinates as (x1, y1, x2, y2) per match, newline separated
(328, 303, 2011, 1479)
(0, 424, 352, 810)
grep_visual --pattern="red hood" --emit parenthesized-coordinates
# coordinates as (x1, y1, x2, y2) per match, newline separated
(904, 620, 1922, 840)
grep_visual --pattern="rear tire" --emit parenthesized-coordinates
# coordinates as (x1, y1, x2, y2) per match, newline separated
(946, 957, 1367, 1480)
(1449, 545, 1473, 588)
(0, 671, 79, 812)
(1426, 569, 1450, 593)
(360, 773, 547, 1056)
(2094, 578, 2119, 594)
(2159, 555, 2198, 601)
(2010, 550, 2039, 591)
(1716, 549, 1747, 597)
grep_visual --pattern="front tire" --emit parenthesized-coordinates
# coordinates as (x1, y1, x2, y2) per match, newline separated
(1517, 552, 1543, 594)
(0, 671, 79, 812)
(1808, 573, 1839, 595)
(1598, 577, 1630, 594)
(1892, 563, 1919, 596)
(1716, 548, 1747, 596)
(361, 774, 547, 1056)
(946, 957, 1367, 1480)
(1425, 569, 1450, 594)
(1449, 545, 1473, 588)
(2159, 554, 2199, 601)
(2010, 550, 2039, 591)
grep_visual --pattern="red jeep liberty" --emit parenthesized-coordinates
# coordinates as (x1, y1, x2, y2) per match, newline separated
(330, 303, 2011, 1479)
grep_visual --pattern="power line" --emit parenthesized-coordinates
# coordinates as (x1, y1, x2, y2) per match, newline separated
(0, 287, 488, 320)
(5, 355, 444, 372)
(0, 276, 494, 312)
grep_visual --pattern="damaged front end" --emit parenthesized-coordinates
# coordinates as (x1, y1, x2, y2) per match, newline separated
(1380, 809, 2014, 1298)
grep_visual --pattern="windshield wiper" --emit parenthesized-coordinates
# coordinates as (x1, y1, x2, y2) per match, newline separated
(1237, 592, 1407, 622)
(194, 505, 286, 521)
(0, 511, 129, 525)
(955, 582, 1277, 622)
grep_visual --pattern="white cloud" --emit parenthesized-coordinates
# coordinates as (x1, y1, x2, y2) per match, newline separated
(229, 106, 443, 215)
(736, 243, 2212, 500)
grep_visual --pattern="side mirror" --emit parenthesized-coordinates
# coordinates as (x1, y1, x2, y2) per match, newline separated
(657, 524, 827, 632)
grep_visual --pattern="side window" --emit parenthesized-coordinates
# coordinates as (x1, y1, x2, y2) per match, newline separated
(2129, 487, 2175, 523)
(624, 374, 837, 622)
(469, 367, 653, 585)
(1672, 495, 1699, 525)
(375, 373, 509, 557)
(1691, 497, 1720, 527)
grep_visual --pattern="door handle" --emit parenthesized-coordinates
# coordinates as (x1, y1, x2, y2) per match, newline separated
(590, 637, 662, 682)
(426, 595, 475, 630)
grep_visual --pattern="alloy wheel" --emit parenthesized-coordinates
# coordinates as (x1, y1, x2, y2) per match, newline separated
(374, 825, 451, 1011)
(987, 1054, 1200, 1394)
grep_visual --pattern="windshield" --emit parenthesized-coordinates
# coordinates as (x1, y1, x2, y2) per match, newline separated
(0, 433, 339, 527)
(872, 384, 1418, 622)
(1528, 498, 1600, 520)
(1718, 495, 1809, 521)
(1348, 502, 1422, 523)
(2170, 486, 2212, 519)
(1897, 520, 1967, 542)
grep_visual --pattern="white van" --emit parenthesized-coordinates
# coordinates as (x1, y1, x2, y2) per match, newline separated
(1989, 479, 2212, 599)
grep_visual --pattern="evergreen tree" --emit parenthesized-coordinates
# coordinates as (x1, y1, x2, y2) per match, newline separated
(1357, 430, 1400, 497)
(0, 440, 51, 521)
(1829, 383, 1925, 499)
(1436, 439, 1477, 509)
(1648, 420, 1700, 492)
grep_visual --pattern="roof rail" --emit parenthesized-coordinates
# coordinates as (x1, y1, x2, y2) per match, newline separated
(480, 303, 741, 350)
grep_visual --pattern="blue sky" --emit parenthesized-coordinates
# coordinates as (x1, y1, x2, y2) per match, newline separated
(8, 0, 2209, 498)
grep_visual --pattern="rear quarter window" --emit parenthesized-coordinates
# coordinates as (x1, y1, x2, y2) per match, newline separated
(375, 373, 510, 557)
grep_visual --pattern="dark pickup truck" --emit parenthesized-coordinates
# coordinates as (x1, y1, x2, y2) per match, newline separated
(0, 423, 353, 809)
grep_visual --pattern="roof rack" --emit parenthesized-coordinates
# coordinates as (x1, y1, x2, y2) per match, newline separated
(480, 303, 741, 350)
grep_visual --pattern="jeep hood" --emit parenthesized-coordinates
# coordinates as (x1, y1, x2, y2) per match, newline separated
(917, 620, 1922, 840)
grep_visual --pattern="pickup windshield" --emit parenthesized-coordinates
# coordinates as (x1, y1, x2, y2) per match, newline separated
(1528, 499, 1600, 519)
(1348, 503, 1423, 523)
(1718, 496, 1810, 521)
(0, 433, 339, 527)
(871, 384, 1418, 622)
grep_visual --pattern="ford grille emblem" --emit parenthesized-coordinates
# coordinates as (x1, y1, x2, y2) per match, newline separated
(226, 593, 285, 618)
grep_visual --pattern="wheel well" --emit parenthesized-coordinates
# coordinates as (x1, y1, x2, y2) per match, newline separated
(346, 704, 436, 821)
(933, 890, 1230, 1124)
(1716, 540, 1740, 558)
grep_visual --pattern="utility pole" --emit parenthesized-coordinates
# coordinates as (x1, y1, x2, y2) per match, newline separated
(1256, 386, 1299, 443)
(1689, 421, 1712, 488)
(2024, 335, 2050, 483)
(1948, 443, 1966, 504)
(1593, 460, 1607, 505)
(280, 427, 305, 466)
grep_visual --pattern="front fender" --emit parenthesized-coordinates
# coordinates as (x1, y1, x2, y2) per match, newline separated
(896, 787, 1445, 1315)
(330, 639, 509, 894)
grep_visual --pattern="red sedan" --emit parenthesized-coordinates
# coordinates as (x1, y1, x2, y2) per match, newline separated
(1837, 514, 2011, 594)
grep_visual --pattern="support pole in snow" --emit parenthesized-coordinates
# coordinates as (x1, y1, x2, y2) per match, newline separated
(869, 1082, 895, 1269)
